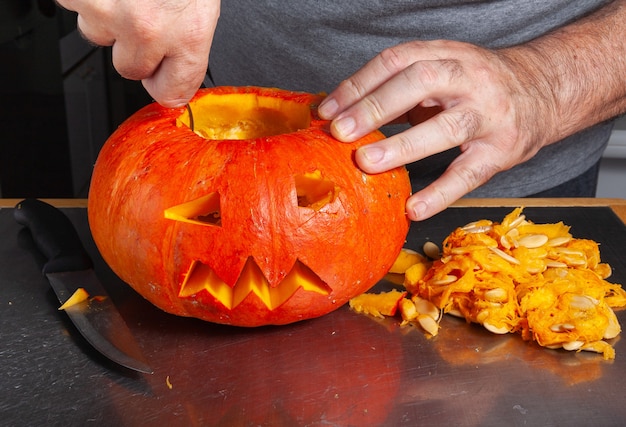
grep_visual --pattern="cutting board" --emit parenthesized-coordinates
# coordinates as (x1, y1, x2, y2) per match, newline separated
(1, 206, 626, 426)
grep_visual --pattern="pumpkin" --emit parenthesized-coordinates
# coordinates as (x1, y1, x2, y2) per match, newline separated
(88, 86, 411, 326)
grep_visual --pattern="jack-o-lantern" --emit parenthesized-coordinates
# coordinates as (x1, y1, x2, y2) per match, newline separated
(88, 86, 411, 326)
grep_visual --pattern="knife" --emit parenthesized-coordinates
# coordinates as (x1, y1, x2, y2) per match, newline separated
(14, 198, 153, 374)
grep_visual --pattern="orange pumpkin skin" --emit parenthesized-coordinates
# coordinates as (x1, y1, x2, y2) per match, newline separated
(88, 86, 411, 326)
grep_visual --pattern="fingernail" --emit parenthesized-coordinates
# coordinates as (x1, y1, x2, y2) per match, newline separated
(410, 201, 428, 220)
(359, 145, 385, 164)
(332, 116, 356, 139)
(318, 97, 338, 119)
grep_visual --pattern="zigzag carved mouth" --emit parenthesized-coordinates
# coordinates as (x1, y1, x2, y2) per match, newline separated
(179, 257, 332, 310)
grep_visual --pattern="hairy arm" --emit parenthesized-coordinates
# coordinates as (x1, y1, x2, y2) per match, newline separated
(501, 0, 626, 147)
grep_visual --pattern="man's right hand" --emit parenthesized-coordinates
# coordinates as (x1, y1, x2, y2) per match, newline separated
(57, 0, 220, 107)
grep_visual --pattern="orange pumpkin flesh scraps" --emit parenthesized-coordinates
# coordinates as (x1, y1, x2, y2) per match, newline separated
(58, 288, 89, 310)
(88, 86, 411, 327)
(351, 208, 626, 359)
(349, 289, 407, 318)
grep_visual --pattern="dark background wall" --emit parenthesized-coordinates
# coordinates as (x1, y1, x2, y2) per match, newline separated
(0, 0, 152, 198)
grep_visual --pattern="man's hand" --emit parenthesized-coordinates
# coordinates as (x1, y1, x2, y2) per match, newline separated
(319, 40, 548, 221)
(319, 1, 626, 222)
(57, 0, 220, 107)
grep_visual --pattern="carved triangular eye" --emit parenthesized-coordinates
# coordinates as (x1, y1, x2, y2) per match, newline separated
(294, 170, 338, 211)
(164, 192, 222, 226)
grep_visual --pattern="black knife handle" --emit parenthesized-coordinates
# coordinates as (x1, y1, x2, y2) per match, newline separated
(14, 199, 93, 274)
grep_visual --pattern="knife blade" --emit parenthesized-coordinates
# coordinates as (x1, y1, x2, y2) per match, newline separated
(14, 198, 153, 374)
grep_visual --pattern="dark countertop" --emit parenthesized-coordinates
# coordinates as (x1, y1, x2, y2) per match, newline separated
(2, 201, 626, 426)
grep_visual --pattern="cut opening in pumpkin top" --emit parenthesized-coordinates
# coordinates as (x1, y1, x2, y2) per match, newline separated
(177, 93, 312, 140)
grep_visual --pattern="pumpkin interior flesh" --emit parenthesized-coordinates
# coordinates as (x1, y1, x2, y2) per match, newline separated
(177, 93, 311, 140)
(295, 170, 338, 211)
(179, 258, 331, 310)
(164, 193, 222, 226)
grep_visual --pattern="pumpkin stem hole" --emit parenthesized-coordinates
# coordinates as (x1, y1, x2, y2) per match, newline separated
(177, 93, 311, 140)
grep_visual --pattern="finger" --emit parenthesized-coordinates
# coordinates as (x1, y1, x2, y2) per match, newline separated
(109, 36, 166, 82)
(319, 44, 418, 120)
(142, 54, 209, 107)
(405, 144, 502, 221)
(142, 2, 219, 107)
(329, 59, 466, 142)
(55, 0, 78, 12)
(354, 106, 482, 173)
(76, 13, 115, 47)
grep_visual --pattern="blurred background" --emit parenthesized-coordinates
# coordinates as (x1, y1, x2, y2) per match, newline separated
(0, 0, 151, 198)
(0, 0, 624, 199)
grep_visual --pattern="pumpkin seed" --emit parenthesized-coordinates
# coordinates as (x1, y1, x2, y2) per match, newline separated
(545, 260, 568, 268)
(462, 223, 493, 233)
(488, 246, 521, 265)
(484, 287, 507, 302)
(569, 294, 598, 311)
(447, 307, 464, 318)
(563, 340, 585, 351)
(604, 309, 621, 339)
(423, 241, 440, 259)
(431, 274, 457, 285)
(483, 321, 510, 334)
(418, 314, 440, 336)
(517, 233, 549, 249)
(546, 236, 571, 247)
(550, 323, 576, 332)
(462, 220, 492, 230)
(545, 344, 563, 349)
(564, 256, 587, 267)
(554, 248, 585, 256)
(413, 296, 440, 321)
(476, 309, 489, 324)
(450, 247, 472, 254)
(508, 214, 526, 229)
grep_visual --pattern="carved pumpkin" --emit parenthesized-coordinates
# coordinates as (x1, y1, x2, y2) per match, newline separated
(88, 86, 411, 326)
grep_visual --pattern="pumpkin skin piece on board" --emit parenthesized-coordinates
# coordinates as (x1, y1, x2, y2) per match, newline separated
(88, 86, 412, 327)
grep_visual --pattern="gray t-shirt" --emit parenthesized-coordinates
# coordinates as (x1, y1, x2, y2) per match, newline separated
(209, 0, 614, 196)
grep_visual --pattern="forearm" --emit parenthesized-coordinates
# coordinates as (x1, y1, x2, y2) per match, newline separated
(500, 0, 626, 146)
